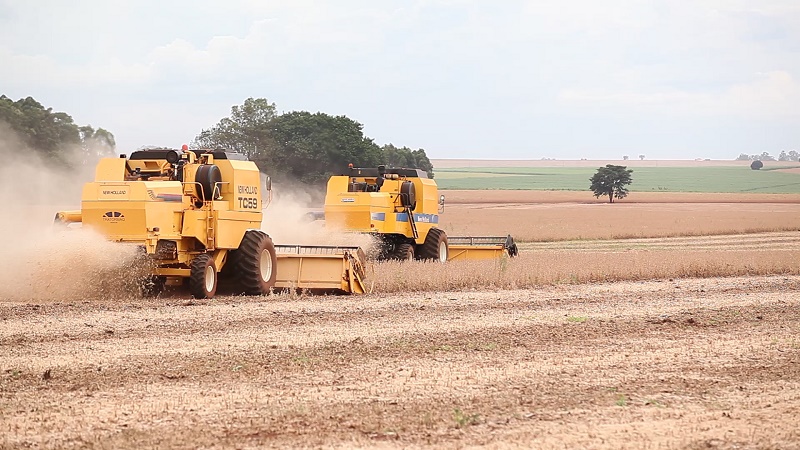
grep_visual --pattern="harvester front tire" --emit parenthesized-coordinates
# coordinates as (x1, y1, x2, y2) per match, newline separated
(392, 243, 415, 261)
(234, 230, 278, 295)
(417, 228, 448, 262)
(189, 253, 218, 299)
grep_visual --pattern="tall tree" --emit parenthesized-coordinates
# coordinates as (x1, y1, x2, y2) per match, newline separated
(194, 97, 278, 162)
(589, 164, 633, 203)
(0, 95, 83, 161)
(268, 111, 384, 184)
(196, 98, 434, 184)
(382, 144, 434, 178)
(79, 125, 116, 160)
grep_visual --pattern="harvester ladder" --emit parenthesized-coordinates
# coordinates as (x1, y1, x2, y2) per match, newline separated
(406, 207, 419, 239)
(205, 203, 215, 249)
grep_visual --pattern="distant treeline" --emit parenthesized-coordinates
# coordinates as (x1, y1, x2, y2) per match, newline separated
(0, 95, 433, 183)
(194, 98, 433, 184)
(0, 95, 115, 164)
(736, 151, 799, 162)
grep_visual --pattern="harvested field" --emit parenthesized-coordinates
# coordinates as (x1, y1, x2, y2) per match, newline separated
(440, 191, 800, 242)
(2, 272, 799, 449)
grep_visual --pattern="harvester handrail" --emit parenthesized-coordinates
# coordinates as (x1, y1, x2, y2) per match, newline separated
(213, 181, 229, 199)
(182, 181, 206, 204)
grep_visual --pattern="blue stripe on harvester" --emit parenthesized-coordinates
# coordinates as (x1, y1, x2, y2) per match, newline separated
(371, 212, 386, 221)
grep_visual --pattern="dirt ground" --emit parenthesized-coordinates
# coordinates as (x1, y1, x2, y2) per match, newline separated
(441, 190, 800, 204)
(2, 256, 799, 449)
(439, 192, 800, 242)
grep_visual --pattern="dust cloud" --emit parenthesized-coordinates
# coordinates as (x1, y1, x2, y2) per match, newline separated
(260, 182, 378, 253)
(0, 123, 142, 302)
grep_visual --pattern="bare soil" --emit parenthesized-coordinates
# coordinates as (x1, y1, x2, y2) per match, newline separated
(2, 270, 799, 449)
(439, 191, 800, 242)
(441, 190, 800, 204)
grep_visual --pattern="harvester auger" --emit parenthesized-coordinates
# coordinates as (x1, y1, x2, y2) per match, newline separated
(55, 147, 366, 298)
(322, 164, 518, 261)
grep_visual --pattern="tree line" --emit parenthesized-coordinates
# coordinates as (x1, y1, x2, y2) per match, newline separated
(736, 151, 799, 162)
(0, 95, 433, 184)
(194, 98, 434, 184)
(0, 95, 116, 165)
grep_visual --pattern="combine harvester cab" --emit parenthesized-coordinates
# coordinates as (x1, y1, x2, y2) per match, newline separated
(55, 147, 366, 298)
(322, 164, 518, 262)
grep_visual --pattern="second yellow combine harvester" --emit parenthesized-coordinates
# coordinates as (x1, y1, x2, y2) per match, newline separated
(56, 148, 366, 298)
(323, 165, 518, 261)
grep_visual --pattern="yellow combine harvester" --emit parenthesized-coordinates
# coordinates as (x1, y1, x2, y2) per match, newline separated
(323, 165, 518, 261)
(55, 148, 365, 298)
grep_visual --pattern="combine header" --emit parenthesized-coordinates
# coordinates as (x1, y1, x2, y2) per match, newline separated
(275, 245, 366, 294)
(55, 147, 367, 298)
(322, 165, 518, 262)
(447, 235, 518, 261)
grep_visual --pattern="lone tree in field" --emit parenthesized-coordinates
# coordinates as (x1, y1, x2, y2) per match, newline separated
(750, 160, 764, 170)
(589, 164, 634, 203)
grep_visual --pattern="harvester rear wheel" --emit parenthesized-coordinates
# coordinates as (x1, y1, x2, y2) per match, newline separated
(189, 253, 218, 299)
(417, 228, 449, 262)
(234, 230, 278, 295)
(392, 242, 415, 261)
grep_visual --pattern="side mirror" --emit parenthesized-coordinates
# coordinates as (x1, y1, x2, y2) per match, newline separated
(438, 194, 445, 213)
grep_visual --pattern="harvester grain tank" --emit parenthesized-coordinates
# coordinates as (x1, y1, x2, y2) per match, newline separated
(55, 148, 366, 298)
(323, 165, 518, 261)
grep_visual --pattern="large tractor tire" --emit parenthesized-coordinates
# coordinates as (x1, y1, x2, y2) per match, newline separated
(189, 253, 218, 299)
(417, 228, 449, 262)
(391, 242, 415, 261)
(400, 181, 417, 210)
(195, 164, 222, 200)
(232, 230, 278, 295)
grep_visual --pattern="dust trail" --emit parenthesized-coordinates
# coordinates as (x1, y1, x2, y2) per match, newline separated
(0, 123, 142, 302)
(260, 182, 378, 253)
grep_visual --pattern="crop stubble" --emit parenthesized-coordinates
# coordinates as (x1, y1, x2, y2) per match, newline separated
(1, 276, 799, 449)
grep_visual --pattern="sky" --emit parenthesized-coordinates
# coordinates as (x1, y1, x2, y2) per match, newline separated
(1, 0, 799, 160)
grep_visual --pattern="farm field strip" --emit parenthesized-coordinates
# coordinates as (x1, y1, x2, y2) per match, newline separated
(2, 276, 799, 449)
(440, 200, 800, 242)
(521, 231, 800, 251)
(440, 190, 800, 204)
(433, 165, 800, 193)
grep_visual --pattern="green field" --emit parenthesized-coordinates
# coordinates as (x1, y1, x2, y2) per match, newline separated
(434, 166, 800, 194)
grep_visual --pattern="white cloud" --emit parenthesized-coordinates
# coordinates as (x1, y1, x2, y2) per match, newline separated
(1, 0, 799, 158)
(559, 71, 800, 119)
